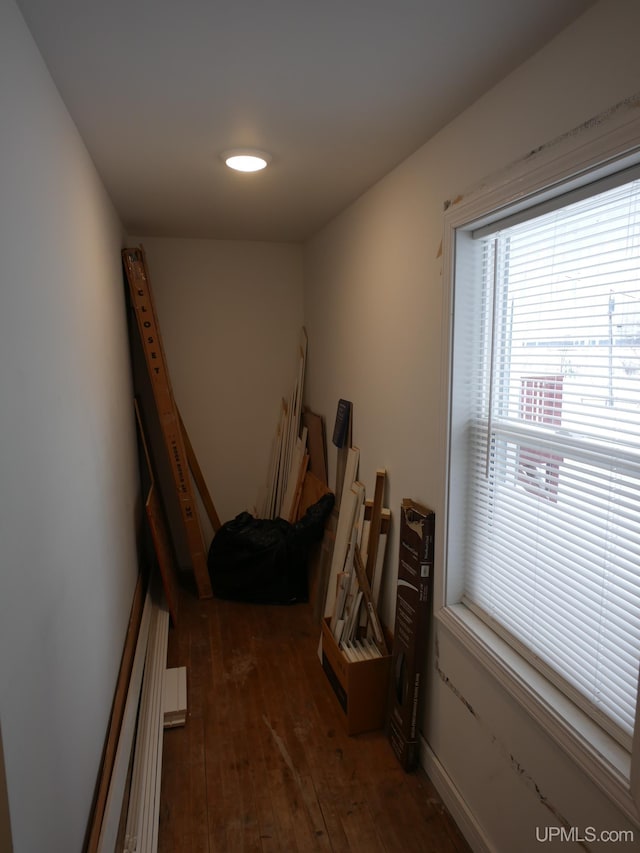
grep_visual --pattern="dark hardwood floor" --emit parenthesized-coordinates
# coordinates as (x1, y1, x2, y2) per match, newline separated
(159, 583, 471, 852)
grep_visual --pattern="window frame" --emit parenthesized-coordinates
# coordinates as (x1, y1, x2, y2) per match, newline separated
(436, 100, 640, 823)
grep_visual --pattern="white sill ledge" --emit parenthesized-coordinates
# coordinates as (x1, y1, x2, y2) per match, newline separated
(436, 603, 639, 826)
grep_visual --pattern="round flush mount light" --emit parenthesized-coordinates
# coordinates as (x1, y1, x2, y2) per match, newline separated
(222, 149, 271, 172)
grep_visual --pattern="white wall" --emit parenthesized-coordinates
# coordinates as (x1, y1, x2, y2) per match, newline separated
(0, 1, 140, 850)
(130, 237, 305, 529)
(303, 0, 640, 849)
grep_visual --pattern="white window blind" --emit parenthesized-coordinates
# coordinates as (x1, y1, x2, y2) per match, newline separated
(462, 175, 640, 747)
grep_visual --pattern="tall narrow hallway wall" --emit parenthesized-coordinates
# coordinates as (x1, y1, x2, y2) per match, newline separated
(0, 2, 140, 850)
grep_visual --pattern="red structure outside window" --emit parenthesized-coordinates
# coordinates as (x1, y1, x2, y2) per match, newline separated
(517, 375, 563, 501)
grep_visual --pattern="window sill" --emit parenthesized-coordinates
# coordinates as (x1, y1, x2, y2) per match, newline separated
(436, 602, 640, 826)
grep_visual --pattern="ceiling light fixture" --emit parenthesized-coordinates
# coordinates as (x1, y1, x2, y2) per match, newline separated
(222, 149, 271, 172)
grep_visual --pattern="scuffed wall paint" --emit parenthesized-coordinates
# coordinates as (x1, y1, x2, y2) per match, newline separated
(434, 631, 580, 837)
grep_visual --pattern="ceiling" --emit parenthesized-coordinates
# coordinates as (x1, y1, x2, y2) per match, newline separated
(17, 0, 595, 242)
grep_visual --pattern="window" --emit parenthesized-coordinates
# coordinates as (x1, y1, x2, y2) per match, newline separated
(440, 111, 640, 816)
(466, 173, 640, 748)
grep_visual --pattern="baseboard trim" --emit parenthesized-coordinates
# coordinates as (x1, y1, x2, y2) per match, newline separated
(419, 735, 493, 853)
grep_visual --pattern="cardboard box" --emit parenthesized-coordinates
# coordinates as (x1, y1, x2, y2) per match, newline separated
(387, 499, 435, 770)
(320, 617, 391, 735)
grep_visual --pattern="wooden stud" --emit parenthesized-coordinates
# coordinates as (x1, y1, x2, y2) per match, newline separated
(353, 545, 388, 654)
(135, 398, 180, 626)
(365, 469, 386, 586)
(280, 427, 308, 522)
(302, 409, 328, 485)
(322, 455, 359, 622)
(261, 330, 308, 519)
(309, 507, 337, 623)
(97, 588, 152, 853)
(145, 484, 179, 627)
(87, 574, 145, 853)
(289, 453, 309, 523)
(177, 408, 221, 532)
(370, 508, 390, 609)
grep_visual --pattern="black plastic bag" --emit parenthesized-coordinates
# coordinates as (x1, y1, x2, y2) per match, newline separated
(207, 492, 334, 604)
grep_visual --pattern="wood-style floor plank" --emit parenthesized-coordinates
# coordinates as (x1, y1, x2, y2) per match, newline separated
(159, 590, 209, 852)
(158, 582, 471, 853)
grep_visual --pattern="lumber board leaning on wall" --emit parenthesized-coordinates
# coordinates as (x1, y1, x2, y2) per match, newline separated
(85, 575, 146, 853)
(94, 585, 151, 853)
(123, 246, 212, 599)
(302, 409, 328, 486)
(322, 447, 360, 621)
(177, 409, 221, 533)
(260, 329, 308, 519)
(279, 427, 308, 522)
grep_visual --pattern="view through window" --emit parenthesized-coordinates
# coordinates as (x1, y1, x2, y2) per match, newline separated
(460, 172, 640, 746)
